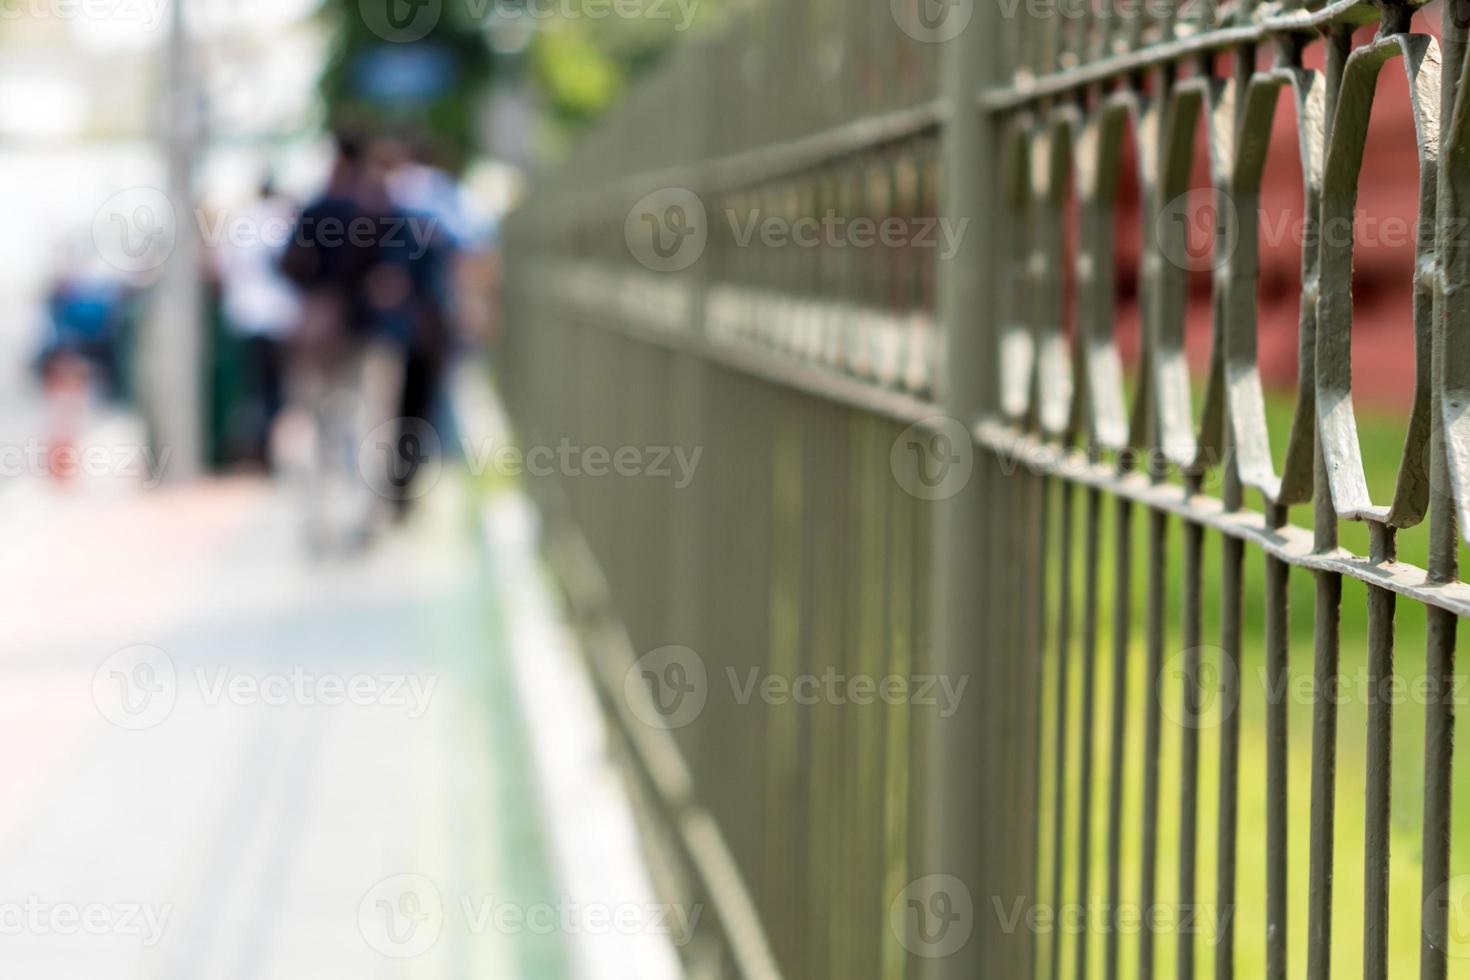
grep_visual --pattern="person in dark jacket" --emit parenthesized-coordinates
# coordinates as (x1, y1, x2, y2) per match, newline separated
(280, 131, 390, 552)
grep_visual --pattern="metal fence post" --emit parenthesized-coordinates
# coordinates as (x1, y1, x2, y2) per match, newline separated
(926, 3, 1005, 979)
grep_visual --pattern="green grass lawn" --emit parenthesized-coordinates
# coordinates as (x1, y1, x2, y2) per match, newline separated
(1031, 394, 1470, 980)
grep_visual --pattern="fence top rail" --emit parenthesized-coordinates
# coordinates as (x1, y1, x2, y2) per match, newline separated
(981, 0, 1400, 110)
(518, 100, 944, 224)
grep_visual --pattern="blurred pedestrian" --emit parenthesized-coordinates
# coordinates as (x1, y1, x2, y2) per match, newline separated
(280, 130, 383, 552)
(35, 250, 138, 482)
(216, 179, 301, 470)
(36, 251, 134, 401)
(281, 129, 464, 549)
(381, 136, 465, 521)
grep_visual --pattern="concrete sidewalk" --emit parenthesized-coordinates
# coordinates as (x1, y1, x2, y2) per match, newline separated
(0, 465, 571, 978)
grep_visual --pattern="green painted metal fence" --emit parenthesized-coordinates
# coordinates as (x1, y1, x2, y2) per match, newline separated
(499, 2, 1470, 978)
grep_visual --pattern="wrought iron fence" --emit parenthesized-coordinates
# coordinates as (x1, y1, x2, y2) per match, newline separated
(499, 1, 1470, 978)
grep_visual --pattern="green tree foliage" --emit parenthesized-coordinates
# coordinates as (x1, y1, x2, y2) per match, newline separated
(318, 0, 496, 162)
(316, 0, 738, 161)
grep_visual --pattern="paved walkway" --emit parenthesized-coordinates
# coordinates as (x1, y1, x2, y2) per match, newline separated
(0, 398, 675, 980)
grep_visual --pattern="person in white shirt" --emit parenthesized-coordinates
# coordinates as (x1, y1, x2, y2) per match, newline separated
(217, 181, 302, 469)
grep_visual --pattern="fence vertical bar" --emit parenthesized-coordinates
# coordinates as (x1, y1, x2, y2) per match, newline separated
(1104, 494, 1134, 980)
(927, 0, 1005, 976)
(1047, 481, 1076, 980)
(1362, 524, 1398, 980)
(1305, 26, 1351, 980)
(1139, 506, 1169, 980)
(1423, 8, 1467, 980)
(1263, 503, 1290, 980)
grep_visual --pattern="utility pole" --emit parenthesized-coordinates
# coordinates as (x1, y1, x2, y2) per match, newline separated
(149, 0, 204, 480)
